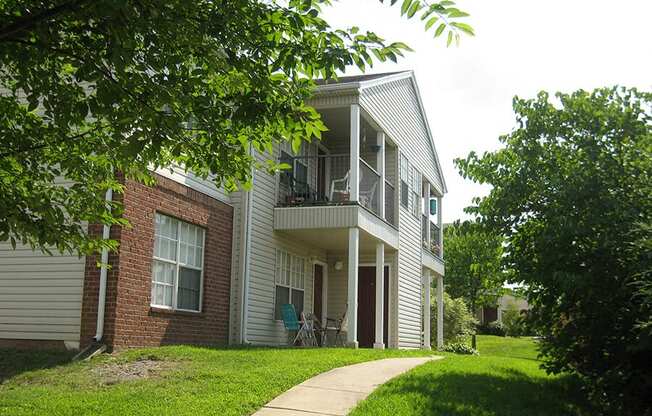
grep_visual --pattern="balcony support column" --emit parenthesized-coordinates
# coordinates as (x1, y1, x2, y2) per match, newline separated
(349, 104, 360, 202)
(423, 270, 432, 350)
(373, 242, 385, 349)
(436, 273, 444, 349)
(377, 131, 386, 219)
(347, 227, 359, 348)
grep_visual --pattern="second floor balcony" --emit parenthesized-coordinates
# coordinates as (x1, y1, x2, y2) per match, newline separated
(274, 105, 397, 228)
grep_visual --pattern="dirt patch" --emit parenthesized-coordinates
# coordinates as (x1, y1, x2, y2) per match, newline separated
(92, 358, 177, 385)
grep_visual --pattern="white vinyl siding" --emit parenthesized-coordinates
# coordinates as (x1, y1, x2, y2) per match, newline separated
(359, 78, 442, 349)
(151, 213, 205, 312)
(243, 147, 325, 345)
(0, 241, 85, 344)
(359, 77, 444, 194)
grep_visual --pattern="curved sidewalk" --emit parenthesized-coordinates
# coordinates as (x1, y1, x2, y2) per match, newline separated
(253, 356, 442, 416)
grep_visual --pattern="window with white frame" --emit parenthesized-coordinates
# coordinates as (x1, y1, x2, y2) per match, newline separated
(400, 153, 409, 208)
(151, 213, 205, 312)
(411, 167, 421, 218)
(274, 249, 306, 320)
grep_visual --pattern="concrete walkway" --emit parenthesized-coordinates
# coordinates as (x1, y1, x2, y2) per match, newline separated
(253, 356, 442, 416)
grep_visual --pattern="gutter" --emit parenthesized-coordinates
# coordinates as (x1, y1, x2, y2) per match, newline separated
(239, 146, 255, 344)
(94, 186, 113, 342)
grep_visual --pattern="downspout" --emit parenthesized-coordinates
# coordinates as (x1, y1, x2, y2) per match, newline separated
(94, 186, 113, 342)
(239, 145, 255, 344)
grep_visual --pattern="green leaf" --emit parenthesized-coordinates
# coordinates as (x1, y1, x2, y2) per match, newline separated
(434, 23, 446, 37)
(425, 16, 438, 31)
(401, 0, 413, 16)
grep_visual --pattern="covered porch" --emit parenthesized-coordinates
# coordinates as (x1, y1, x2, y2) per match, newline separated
(287, 226, 398, 349)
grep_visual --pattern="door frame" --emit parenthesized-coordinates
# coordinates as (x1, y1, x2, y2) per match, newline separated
(359, 262, 392, 348)
(312, 260, 328, 325)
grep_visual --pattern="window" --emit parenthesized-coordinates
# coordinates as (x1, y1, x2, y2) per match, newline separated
(411, 167, 421, 218)
(151, 213, 205, 312)
(274, 249, 306, 320)
(400, 153, 409, 208)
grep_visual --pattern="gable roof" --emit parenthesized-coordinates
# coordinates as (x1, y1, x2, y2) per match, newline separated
(315, 71, 448, 193)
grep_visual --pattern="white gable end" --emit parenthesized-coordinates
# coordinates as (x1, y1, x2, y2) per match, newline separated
(358, 75, 445, 194)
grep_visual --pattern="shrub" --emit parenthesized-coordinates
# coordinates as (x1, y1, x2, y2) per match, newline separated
(502, 307, 529, 337)
(442, 341, 479, 355)
(431, 292, 477, 345)
(478, 321, 506, 336)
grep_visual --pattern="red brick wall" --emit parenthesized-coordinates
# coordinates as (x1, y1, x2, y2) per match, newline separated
(81, 174, 233, 350)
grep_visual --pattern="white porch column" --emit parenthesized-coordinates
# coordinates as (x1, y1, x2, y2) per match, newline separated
(436, 274, 444, 349)
(423, 270, 432, 350)
(373, 242, 385, 349)
(377, 131, 386, 219)
(349, 104, 360, 202)
(347, 227, 359, 348)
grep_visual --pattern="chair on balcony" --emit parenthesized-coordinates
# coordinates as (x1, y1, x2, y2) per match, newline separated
(359, 180, 378, 210)
(329, 170, 350, 202)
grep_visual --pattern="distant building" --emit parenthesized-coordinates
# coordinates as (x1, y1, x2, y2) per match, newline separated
(477, 293, 530, 325)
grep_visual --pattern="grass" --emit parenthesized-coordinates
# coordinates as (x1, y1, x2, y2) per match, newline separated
(350, 335, 589, 416)
(0, 346, 432, 416)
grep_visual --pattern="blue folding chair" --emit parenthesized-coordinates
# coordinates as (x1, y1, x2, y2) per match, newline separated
(281, 304, 316, 346)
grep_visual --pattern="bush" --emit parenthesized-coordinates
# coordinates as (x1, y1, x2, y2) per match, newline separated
(477, 321, 506, 336)
(442, 341, 479, 355)
(431, 292, 477, 345)
(502, 307, 529, 337)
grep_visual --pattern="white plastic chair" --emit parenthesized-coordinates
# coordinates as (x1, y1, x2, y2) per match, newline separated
(329, 170, 350, 201)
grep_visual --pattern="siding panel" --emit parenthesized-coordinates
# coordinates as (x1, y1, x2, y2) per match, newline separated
(0, 242, 85, 343)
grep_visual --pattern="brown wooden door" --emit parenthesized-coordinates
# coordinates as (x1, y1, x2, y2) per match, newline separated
(357, 266, 390, 348)
(313, 264, 323, 322)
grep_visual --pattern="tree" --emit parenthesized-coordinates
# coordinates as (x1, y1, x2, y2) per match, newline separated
(443, 220, 505, 315)
(0, 0, 473, 255)
(456, 87, 652, 415)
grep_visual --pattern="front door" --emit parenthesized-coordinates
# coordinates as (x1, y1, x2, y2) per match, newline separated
(357, 266, 390, 348)
(313, 264, 323, 322)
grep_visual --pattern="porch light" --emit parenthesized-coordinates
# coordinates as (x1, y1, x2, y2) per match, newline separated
(429, 198, 438, 215)
(334, 261, 344, 271)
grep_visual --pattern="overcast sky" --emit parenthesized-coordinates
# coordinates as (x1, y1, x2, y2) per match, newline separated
(322, 0, 652, 223)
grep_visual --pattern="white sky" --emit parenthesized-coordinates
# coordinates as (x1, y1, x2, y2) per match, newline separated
(322, 0, 652, 223)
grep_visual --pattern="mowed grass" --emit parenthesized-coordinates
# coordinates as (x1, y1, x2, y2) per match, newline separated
(0, 346, 432, 416)
(350, 336, 589, 416)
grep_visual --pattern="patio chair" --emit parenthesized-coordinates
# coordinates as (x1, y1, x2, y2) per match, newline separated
(281, 304, 317, 347)
(329, 171, 350, 202)
(359, 180, 378, 209)
(324, 305, 348, 347)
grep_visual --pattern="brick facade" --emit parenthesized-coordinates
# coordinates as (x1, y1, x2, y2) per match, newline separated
(80, 174, 233, 350)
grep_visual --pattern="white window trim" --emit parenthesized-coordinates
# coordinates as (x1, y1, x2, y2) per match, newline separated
(400, 153, 409, 209)
(273, 249, 307, 321)
(151, 213, 206, 313)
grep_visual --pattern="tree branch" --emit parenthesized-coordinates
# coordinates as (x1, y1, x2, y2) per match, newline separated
(0, 0, 91, 41)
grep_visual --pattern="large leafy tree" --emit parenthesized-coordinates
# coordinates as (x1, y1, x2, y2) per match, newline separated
(456, 87, 652, 414)
(443, 220, 504, 314)
(0, 0, 473, 254)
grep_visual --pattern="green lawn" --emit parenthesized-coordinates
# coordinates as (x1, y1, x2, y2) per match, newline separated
(0, 346, 431, 416)
(350, 336, 589, 416)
